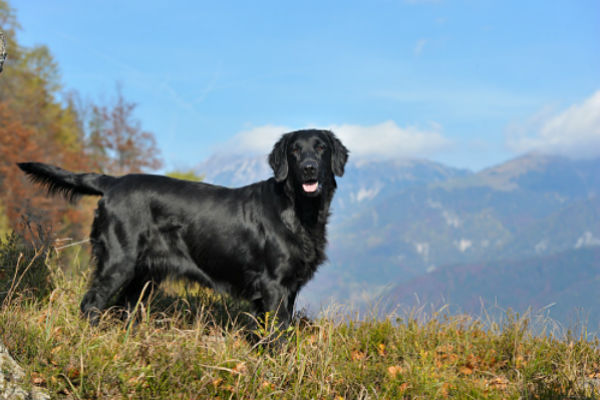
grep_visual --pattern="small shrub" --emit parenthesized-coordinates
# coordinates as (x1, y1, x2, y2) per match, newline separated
(0, 225, 53, 305)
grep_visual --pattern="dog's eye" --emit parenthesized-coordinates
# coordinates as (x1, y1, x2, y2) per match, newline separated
(291, 148, 301, 156)
(316, 144, 326, 152)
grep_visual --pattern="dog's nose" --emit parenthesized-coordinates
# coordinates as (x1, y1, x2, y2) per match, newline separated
(302, 161, 318, 176)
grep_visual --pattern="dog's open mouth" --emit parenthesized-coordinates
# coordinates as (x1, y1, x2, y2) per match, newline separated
(302, 181, 319, 193)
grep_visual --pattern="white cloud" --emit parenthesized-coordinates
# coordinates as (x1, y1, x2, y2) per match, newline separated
(507, 90, 600, 158)
(414, 39, 427, 56)
(222, 121, 451, 161)
(220, 124, 292, 155)
(331, 121, 451, 160)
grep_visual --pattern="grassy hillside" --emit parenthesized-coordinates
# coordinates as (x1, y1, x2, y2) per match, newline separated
(1, 234, 600, 399)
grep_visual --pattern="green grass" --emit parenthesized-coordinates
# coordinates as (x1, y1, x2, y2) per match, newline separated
(1, 236, 600, 399)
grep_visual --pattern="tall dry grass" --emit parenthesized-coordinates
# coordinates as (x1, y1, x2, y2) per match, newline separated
(1, 233, 599, 399)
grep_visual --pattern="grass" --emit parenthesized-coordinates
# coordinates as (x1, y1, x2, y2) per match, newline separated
(1, 234, 600, 399)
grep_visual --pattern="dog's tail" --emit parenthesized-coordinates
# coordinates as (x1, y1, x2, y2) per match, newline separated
(17, 162, 117, 202)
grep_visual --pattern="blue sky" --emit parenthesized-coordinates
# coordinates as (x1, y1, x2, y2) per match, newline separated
(12, 0, 600, 172)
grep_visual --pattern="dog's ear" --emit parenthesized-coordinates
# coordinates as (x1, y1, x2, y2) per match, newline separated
(269, 133, 289, 182)
(326, 131, 349, 177)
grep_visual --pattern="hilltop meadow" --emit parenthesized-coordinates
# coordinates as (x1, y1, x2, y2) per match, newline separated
(1, 231, 600, 400)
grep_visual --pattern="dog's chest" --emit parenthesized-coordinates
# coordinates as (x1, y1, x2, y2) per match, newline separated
(280, 208, 326, 270)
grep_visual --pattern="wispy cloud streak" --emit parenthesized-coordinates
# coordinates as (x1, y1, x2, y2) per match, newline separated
(507, 90, 600, 158)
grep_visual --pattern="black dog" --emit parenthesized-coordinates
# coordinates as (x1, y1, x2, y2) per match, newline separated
(18, 129, 348, 330)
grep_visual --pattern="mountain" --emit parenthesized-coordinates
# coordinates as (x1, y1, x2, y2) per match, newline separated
(333, 158, 471, 210)
(459, 153, 600, 195)
(305, 154, 600, 305)
(381, 247, 600, 330)
(198, 154, 272, 188)
(196, 152, 600, 323)
(199, 154, 472, 211)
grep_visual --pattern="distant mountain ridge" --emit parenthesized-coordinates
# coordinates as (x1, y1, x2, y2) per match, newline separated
(199, 154, 272, 188)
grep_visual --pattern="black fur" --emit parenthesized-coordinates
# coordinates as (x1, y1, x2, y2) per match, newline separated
(18, 129, 348, 329)
(17, 162, 114, 202)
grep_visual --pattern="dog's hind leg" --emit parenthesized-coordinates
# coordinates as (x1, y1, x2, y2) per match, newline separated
(80, 256, 136, 325)
(114, 274, 158, 312)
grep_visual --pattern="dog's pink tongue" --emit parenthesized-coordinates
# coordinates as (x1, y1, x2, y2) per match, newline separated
(303, 182, 318, 193)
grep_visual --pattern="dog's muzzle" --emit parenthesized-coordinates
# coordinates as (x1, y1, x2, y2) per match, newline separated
(300, 160, 319, 193)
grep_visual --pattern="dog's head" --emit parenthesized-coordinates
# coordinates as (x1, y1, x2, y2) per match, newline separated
(269, 129, 349, 197)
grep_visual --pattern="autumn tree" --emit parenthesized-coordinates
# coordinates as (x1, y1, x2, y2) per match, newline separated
(0, 0, 162, 237)
(72, 87, 163, 175)
(0, 1, 88, 236)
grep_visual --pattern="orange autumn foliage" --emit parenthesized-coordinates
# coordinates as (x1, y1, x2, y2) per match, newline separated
(0, 1, 161, 239)
(0, 101, 92, 238)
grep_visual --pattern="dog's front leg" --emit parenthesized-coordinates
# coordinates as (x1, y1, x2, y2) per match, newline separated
(252, 281, 294, 342)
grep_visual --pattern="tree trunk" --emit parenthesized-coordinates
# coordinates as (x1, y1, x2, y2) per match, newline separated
(0, 30, 6, 73)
